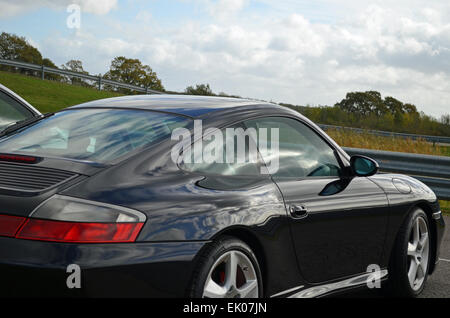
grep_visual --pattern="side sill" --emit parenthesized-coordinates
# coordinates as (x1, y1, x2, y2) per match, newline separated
(270, 270, 388, 298)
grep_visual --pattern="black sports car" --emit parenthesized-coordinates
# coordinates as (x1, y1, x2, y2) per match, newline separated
(0, 95, 445, 298)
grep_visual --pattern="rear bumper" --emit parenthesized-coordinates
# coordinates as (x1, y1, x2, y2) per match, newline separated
(0, 237, 206, 297)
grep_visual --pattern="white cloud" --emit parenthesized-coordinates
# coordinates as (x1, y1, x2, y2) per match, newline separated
(135, 10, 153, 24)
(207, 0, 249, 21)
(75, 0, 118, 15)
(16, 0, 450, 117)
(0, 0, 117, 17)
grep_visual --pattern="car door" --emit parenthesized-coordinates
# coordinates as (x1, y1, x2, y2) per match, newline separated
(0, 89, 37, 133)
(244, 116, 389, 284)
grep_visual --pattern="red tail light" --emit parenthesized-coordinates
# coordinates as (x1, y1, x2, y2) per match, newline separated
(0, 214, 26, 237)
(0, 195, 146, 243)
(16, 219, 144, 243)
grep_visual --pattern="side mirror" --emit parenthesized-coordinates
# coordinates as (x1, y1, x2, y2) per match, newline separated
(350, 155, 379, 177)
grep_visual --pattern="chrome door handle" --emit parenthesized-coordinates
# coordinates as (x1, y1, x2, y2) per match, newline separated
(289, 205, 308, 218)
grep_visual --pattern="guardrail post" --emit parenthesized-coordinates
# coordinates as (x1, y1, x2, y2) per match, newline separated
(98, 76, 102, 90)
(146, 87, 149, 95)
(41, 65, 45, 80)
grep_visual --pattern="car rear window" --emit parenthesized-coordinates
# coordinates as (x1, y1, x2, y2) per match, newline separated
(0, 108, 191, 163)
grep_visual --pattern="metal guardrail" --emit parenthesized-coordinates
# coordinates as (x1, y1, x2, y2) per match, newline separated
(344, 147, 450, 200)
(0, 59, 163, 95)
(320, 124, 450, 145)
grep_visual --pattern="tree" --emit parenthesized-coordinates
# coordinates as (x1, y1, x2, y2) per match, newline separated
(403, 103, 418, 114)
(61, 59, 91, 87)
(335, 91, 386, 117)
(384, 97, 418, 116)
(384, 96, 403, 114)
(218, 92, 241, 98)
(185, 84, 214, 96)
(279, 95, 450, 136)
(103, 56, 164, 93)
(0, 32, 64, 82)
(42, 58, 62, 81)
(441, 114, 450, 126)
(0, 32, 43, 76)
(0, 32, 42, 63)
(62, 59, 86, 74)
(335, 91, 420, 120)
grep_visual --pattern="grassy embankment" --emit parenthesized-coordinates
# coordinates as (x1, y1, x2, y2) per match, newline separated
(0, 71, 122, 113)
(326, 128, 449, 157)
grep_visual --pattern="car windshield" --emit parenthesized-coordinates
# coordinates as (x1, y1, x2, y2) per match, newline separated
(0, 108, 191, 163)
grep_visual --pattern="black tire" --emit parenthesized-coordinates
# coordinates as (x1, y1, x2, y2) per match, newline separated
(387, 208, 431, 297)
(188, 236, 263, 298)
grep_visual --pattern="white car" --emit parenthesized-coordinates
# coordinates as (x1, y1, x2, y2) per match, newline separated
(0, 84, 41, 133)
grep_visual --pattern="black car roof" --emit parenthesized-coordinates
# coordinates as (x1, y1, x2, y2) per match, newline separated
(69, 94, 286, 118)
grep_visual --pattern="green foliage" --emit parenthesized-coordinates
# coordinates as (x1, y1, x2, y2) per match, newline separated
(42, 58, 62, 81)
(281, 91, 450, 137)
(442, 114, 450, 126)
(0, 31, 60, 81)
(335, 91, 386, 116)
(184, 84, 242, 98)
(0, 33, 167, 94)
(335, 91, 419, 118)
(0, 32, 42, 64)
(185, 83, 215, 96)
(0, 31, 43, 77)
(61, 59, 92, 87)
(0, 70, 122, 113)
(218, 92, 242, 98)
(103, 56, 164, 93)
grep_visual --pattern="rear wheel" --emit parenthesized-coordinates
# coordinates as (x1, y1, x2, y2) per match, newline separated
(388, 208, 431, 297)
(189, 236, 262, 298)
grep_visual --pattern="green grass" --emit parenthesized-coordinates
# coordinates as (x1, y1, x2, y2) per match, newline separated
(440, 201, 450, 215)
(327, 129, 450, 157)
(440, 145, 450, 157)
(0, 71, 123, 113)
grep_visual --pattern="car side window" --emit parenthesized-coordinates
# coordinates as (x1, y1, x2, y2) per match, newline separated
(244, 117, 342, 179)
(181, 123, 262, 176)
(0, 91, 33, 129)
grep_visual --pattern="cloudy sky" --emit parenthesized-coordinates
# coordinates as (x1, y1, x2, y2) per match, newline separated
(0, 0, 449, 117)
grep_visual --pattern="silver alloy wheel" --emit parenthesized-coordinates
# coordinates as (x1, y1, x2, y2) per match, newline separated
(202, 250, 259, 298)
(407, 216, 430, 291)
